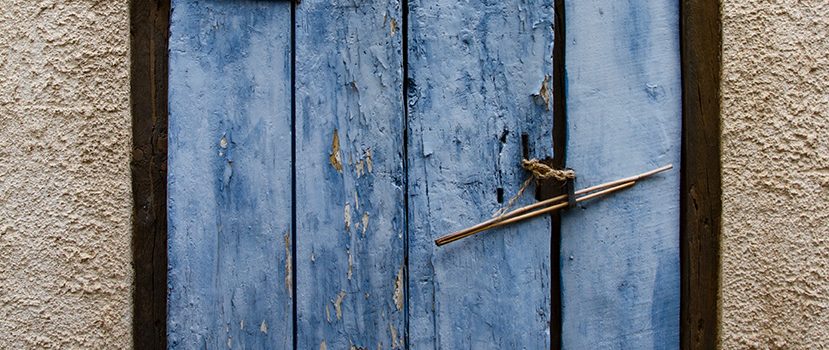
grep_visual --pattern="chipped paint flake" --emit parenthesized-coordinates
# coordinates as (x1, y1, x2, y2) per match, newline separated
(393, 266, 404, 311)
(240, 319, 244, 330)
(329, 129, 343, 172)
(333, 291, 347, 320)
(354, 191, 359, 210)
(284, 233, 293, 298)
(222, 160, 233, 187)
(533, 75, 552, 111)
(326, 303, 331, 323)
(390, 18, 398, 35)
(354, 149, 373, 178)
(347, 249, 353, 280)
(365, 148, 373, 173)
(361, 212, 369, 237)
(344, 203, 352, 231)
(356, 160, 365, 177)
(389, 323, 400, 349)
(260, 320, 268, 333)
(219, 134, 228, 149)
(320, 340, 328, 350)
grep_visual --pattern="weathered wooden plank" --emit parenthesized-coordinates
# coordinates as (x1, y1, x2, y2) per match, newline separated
(407, 1, 555, 348)
(131, 0, 170, 348)
(680, 0, 722, 348)
(294, 1, 406, 349)
(560, 0, 682, 348)
(167, 1, 293, 348)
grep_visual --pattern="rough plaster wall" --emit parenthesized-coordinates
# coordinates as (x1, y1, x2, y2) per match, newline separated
(0, 1, 132, 348)
(720, 1, 829, 348)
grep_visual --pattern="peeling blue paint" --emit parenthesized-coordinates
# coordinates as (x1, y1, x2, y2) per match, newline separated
(294, 1, 406, 349)
(167, 1, 293, 348)
(407, 1, 555, 349)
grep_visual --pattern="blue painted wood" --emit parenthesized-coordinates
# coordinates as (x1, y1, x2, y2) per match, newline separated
(294, 1, 406, 349)
(407, 1, 555, 348)
(561, 0, 682, 348)
(167, 1, 292, 348)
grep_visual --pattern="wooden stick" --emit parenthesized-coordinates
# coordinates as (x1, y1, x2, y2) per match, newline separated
(435, 181, 636, 246)
(434, 164, 672, 246)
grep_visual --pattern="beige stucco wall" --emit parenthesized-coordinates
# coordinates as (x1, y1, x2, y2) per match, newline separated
(0, 1, 132, 348)
(720, 1, 829, 348)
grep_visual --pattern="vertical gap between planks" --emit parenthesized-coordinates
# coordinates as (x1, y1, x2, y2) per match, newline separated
(401, 0, 411, 348)
(290, 2, 298, 349)
(550, 0, 567, 348)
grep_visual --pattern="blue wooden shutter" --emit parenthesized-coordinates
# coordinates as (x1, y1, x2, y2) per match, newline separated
(167, 0, 682, 348)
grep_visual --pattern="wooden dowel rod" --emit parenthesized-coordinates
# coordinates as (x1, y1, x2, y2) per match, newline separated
(434, 164, 672, 246)
(444, 193, 569, 241)
(487, 181, 636, 229)
(435, 181, 636, 246)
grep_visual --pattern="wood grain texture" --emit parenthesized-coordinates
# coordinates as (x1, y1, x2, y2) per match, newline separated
(560, 0, 682, 348)
(130, 0, 170, 348)
(680, 0, 721, 348)
(406, 1, 555, 348)
(294, 1, 406, 349)
(167, 1, 293, 348)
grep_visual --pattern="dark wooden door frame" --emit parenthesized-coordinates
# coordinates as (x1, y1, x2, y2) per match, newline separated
(680, 0, 722, 348)
(128, 0, 721, 348)
(130, 0, 170, 349)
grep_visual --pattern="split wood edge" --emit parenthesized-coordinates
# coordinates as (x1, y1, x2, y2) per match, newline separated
(434, 164, 673, 246)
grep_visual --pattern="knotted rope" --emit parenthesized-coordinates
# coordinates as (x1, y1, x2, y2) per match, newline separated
(521, 158, 575, 181)
(494, 159, 575, 217)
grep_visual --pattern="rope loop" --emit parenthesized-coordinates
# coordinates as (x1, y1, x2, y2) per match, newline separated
(521, 158, 575, 181)
(493, 159, 576, 217)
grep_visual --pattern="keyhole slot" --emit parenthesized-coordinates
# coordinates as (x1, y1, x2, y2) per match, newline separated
(521, 133, 530, 160)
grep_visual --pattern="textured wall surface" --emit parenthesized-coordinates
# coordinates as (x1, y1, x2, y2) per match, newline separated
(720, 1, 829, 348)
(0, 1, 132, 348)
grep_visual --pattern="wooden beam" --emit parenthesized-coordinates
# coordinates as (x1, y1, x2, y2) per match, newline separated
(129, 0, 169, 348)
(680, 0, 722, 348)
